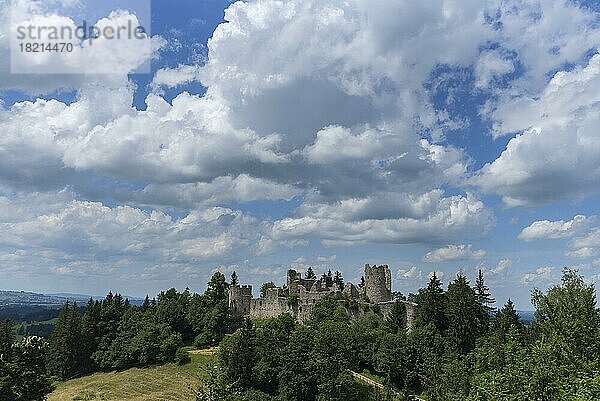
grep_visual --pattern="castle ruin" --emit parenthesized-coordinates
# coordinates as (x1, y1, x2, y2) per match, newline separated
(229, 264, 416, 328)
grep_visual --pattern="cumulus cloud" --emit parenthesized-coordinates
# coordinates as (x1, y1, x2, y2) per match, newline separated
(566, 247, 595, 259)
(491, 259, 511, 274)
(3, 0, 600, 293)
(0, 191, 265, 277)
(521, 266, 555, 285)
(151, 65, 202, 91)
(475, 49, 515, 90)
(398, 266, 422, 279)
(0, 0, 164, 93)
(268, 193, 494, 247)
(423, 244, 486, 263)
(476, 54, 600, 205)
(518, 215, 591, 241)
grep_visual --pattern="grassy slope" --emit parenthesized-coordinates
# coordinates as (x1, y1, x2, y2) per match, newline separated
(48, 353, 213, 401)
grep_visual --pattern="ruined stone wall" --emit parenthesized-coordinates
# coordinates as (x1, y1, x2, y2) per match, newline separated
(231, 266, 417, 329)
(364, 264, 392, 303)
(229, 285, 253, 316)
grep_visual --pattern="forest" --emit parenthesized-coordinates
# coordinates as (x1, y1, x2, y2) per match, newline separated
(1, 268, 599, 401)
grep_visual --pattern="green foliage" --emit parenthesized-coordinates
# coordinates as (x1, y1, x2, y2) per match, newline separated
(47, 302, 83, 379)
(412, 272, 447, 334)
(333, 271, 344, 291)
(259, 282, 277, 298)
(252, 314, 296, 394)
(46, 271, 233, 382)
(175, 348, 191, 365)
(287, 293, 299, 307)
(305, 267, 317, 280)
(238, 389, 273, 400)
(386, 300, 407, 334)
(445, 274, 480, 355)
(194, 332, 210, 348)
(475, 270, 495, 334)
(219, 318, 255, 390)
(308, 296, 348, 325)
(1, 334, 53, 401)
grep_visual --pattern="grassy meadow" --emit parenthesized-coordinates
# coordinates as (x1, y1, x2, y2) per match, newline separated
(47, 352, 214, 401)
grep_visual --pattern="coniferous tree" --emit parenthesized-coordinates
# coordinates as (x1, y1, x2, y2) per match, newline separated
(0, 319, 14, 361)
(259, 282, 276, 298)
(47, 302, 83, 379)
(142, 295, 151, 311)
(358, 276, 365, 289)
(321, 270, 334, 288)
(475, 269, 495, 334)
(413, 273, 447, 334)
(231, 271, 239, 286)
(305, 267, 317, 280)
(79, 298, 101, 374)
(493, 298, 524, 340)
(333, 270, 344, 290)
(446, 274, 480, 354)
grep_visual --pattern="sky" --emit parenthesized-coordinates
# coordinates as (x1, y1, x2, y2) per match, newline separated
(1, 0, 600, 309)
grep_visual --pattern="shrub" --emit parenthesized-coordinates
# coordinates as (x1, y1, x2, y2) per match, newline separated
(194, 332, 210, 348)
(174, 347, 191, 365)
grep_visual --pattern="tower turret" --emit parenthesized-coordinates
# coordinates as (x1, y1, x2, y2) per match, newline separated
(364, 264, 392, 303)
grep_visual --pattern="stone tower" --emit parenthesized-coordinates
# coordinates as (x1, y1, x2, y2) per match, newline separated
(364, 264, 392, 303)
(229, 284, 253, 316)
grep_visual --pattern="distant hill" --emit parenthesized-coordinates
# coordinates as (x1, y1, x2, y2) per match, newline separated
(518, 310, 535, 325)
(0, 290, 67, 306)
(0, 290, 144, 307)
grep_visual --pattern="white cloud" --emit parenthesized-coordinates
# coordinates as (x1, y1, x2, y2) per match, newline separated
(398, 266, 421, 279)
(566, 247, 595, 259)
(521, 266, 555, 285)
(0, 1, 164, 93)
(422, 244, 486, 263)
(476, 54, 600, 205)
(518, 215, 591, 241)
(491, 259, 511, 274)
(475, 50, 515, 90)
(269, 192, 494, 247)
(151, 65, 202, 91)
(3, 0, 600, 294)
(0, 191, 266, 277)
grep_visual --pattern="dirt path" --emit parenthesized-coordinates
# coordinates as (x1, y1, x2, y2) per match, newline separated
(348, 370, 425, 401)
(187, 347, 218, 355)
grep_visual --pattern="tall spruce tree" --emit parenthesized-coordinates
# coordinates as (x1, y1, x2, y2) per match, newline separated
(413, 272, 447, 334)
(333, 271, 344, 290)
(493, 298, 524, 340)
(231, 271, 239, 286)
(446, 274, 480, 354)
(80, 298, 101, 374)
(0, 319, 14, 361)
(475, 269, 495, 333)
(47, 302, 83, 379)
(321, 270, 334, 288)
(305, 267, 317, 280)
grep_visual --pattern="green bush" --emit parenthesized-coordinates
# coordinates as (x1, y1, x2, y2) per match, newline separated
(174, 347, 191, 365)
(194, 332, 210, 348)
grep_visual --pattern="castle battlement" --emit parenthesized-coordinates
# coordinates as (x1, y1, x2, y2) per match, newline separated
(229, 264, 416, 327)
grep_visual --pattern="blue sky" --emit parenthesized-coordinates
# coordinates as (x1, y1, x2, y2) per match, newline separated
(1, 0, 600, 309)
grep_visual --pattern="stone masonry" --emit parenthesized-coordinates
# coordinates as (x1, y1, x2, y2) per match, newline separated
(229, 264, 416, 328)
